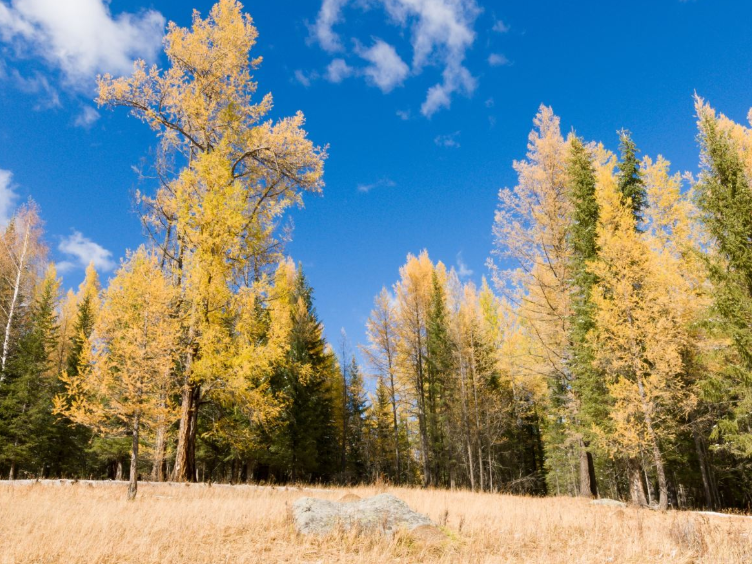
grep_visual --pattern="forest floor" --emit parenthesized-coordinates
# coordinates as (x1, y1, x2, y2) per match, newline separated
(0, 480, 750, 563)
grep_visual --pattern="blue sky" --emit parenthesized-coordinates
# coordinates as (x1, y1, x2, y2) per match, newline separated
(1, 0, 752, 354)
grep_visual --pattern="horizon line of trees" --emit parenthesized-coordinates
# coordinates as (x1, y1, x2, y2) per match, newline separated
(0, 0, 751, 511)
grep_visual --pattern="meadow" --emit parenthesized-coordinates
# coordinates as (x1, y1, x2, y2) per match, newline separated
(0, 481, 750, 564)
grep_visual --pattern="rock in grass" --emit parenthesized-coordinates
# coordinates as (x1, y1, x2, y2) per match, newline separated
(590, 498, 627, 508)
(292, 493, 436, 537)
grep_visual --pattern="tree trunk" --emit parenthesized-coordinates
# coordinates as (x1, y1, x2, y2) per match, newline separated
(415, 332, 431, 487)
(116, 459, 123, 481)
(128, 413, 140, 501)
(628, 458, 648, 506)
(578, 441, 595, 498)
(173, 383, 200, 482)
(152, 420, 166, 482)
(1, 225, 30, 376)
(649, 435, 668, 510)
(692, 425, 716, 510)
(387, 373, 401, 483)
(488, 445, 494, 492)
(8, 461, 15, 480)
(637, 377, 668, 509)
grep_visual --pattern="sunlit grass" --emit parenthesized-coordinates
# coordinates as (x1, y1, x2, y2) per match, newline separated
(0, 480, 750, 563)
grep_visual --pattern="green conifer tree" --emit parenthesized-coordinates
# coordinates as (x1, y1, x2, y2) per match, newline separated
(426, 270, 453, 486)
(344, 357, 367, 482)
(694, 101, 752, 456)
(617, 130, 647, 226)
(0, 267, 58, 478)
(566, 136, 602, 497)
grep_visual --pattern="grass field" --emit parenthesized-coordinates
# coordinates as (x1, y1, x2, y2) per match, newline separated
(0, 481, 750, 563)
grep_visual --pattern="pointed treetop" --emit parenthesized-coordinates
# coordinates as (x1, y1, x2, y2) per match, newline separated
(617, 129, 647, 226)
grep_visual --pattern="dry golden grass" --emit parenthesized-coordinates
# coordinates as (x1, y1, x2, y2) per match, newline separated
(0, 481, 750, 563)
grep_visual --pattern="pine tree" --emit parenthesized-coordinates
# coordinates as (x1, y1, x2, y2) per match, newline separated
(426, 268, 453, 486)
(0, 265, 59, 478)
(52, 263, 100, 476)
(268, 266, 338, 481)
(617, 130, 647, 226)
(694, 98, 752, 456)
(65, 263, 99, 379)
(344, 357, 367, 482)
(371, 378, 397, 480)
(566, 136, 602, 498)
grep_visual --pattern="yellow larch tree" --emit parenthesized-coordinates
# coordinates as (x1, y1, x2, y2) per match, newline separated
(491, 105, 590, 493)
(393, 250, 436, 486)
(97, 0, 326, 481)
(362, 286, 404, 482)
(55, 248, 180, 500)
(589, 158, 691, 510)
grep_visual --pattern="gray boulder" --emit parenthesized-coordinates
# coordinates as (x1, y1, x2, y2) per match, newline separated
(292, 493, 435, 536)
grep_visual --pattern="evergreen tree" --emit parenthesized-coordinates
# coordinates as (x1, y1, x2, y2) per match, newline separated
(694, 99, 752, 456)
(0, 266, 59, 478)
(426, 269, 453, 486)
(371, 378, 397, 480)
(344, 357, 367, 482)
(617, 130, 647, 226)
(269, 267, 338, 481)
(566, 136, 602, 497)
(53, 264, 100, 477)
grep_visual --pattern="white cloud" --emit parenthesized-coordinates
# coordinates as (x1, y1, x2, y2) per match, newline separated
(456, 252, 473, 278)
(388, 0, 480, 117)
(294, 69, 316, 87)
(74, 105, 99, 128)
(312, 0, 481, 117)
(0, 169, 19, 225)
(492, 19, 510, 33)
(358, 39, 409, 93)
(485, 97, 494, 108)
(313, 0, 348, 52)
(0, 0, 165, 88)
(58, 230, 115, 272)
(357, 177, 396, 193)
(488, 53, 510, 67)
(396, 109, 411, 120)
(434, 131, 460, 148)
(325, 58, 353, 83)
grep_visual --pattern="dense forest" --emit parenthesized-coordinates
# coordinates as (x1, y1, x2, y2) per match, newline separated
(1, 0, 751, 510)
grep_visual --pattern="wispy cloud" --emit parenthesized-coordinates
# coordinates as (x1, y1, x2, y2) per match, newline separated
(357, 177, 396, 194)
(11, 69, 60, 109)
(488, 53, 510, 67)
(0, 0, 165, 90)
(74, 105, 100, 128)
(456, 252, 473, 278)
(434, 131, 461, 148)
(311, 0, 482, 117)
(396, 109, 411, 120)
(58, 230, 115, 273)
(0, 169, 19, 225)
(492, 19, 510, 33)
(293, 69, 317, 87)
